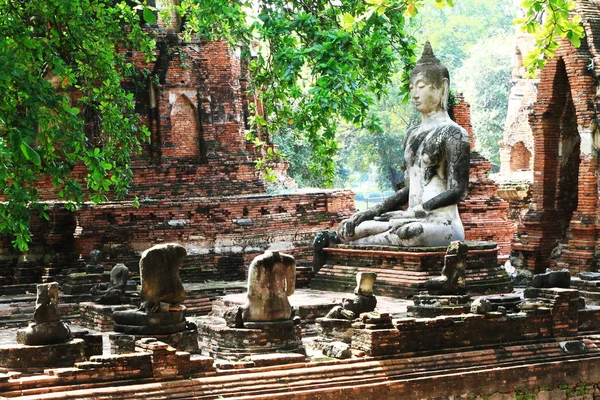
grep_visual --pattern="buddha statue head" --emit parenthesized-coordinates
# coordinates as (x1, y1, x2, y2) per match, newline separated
(409, 41, 450, 112)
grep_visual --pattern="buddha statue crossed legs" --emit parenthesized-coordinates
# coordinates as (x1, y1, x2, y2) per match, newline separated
(338, 42, 470, 247)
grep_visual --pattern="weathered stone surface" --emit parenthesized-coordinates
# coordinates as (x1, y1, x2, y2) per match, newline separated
(91, 263, 129, 305)
(113, 308, 185, 326)
(16, 320, 73, 346)
(34, 282, 61, 324)
(196, 316, 305, 360)
(311, 241, 512, 298)
(321, 341, 351, 359)
(16, 282, 73, 346)
(533, 269, 571, 289)
(425, 241, 468, 295)
(355, 272, 376, 296)
(511, 268, 533, 287)
(0, 339, 85, 370)
(85, 250, 105, 274)
(316, 318, 354, 342)
(312, 230, 340, 273)
(241, 353, 306, 367)
(79, 302, 136, 332)
(222, 305, 243, 328)
(408, 294, 471, 318)
(579, 272, 600, 281)
(242, 251, 296, 323)
(471, 297, 492, 314)
(140, 243, 186, 310)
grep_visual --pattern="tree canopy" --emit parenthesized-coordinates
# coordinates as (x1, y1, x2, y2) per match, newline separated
(0, 0, 585, 249)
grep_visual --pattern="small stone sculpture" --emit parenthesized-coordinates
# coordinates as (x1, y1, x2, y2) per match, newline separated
(425, 241, 468, 295)
(86, 249, 105, 274)
(326, 272, 377, 320)
(139, 243, 186, 312)
(242, 250, 296, 323)
(112, 243, 188, 335)
(579, 272, 600, 281)
(532, 268, 571, 289)
(16, 282, 73, 345)
(470, 297, 492, 314)
(312, 230, 340, 273)
(91, 263, 130, 305)
(337, 41, 470, 247)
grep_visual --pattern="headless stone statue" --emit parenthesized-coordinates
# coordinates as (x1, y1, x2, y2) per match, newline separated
(91, 263, 130, 305)
(86, 249, 105, 274)
(139, 243, 186, 311)
(112, 243, 188, 335)
(326, 272, 377, 320)
(425, 241, 468, 295)
(337, 41, 470, 247)
(17, 282, 73, 345)
(242, 250, 296, 323)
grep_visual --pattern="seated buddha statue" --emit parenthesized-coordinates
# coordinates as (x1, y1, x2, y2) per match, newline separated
(337, 42, 470, 247)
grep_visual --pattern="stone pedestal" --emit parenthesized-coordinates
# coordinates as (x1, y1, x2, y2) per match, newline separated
(485, 293, 522, 312)
(0, 339, 85, 371)
(109, 331, 199, 354)
(408, 295, 472, 318)
(112, 305, 188, 335)
(62, 272, 108, 295)
(197, 316, 304, 361)
(311, 241, 511, 298)
(79, 302, 137, 331)
(316, 318, 354, 342)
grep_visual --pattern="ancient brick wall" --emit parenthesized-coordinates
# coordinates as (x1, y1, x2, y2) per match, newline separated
(512, 5, 599, 273)
(0, 35, 355, 287)
(452, 97, 514, 260)
(74, 190, 354, 280)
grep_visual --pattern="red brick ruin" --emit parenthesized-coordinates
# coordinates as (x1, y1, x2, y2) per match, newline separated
(0, 36, 355, 286)
(513, 0, 600, 274)
(5, 3, 600, 399)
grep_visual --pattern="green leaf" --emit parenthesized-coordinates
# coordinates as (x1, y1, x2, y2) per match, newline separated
(143, 7, 157, 25)
(340, 13, 355, 31)
(20, 143, 41, 166)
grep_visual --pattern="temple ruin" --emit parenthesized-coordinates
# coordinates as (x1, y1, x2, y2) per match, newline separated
(4, 1, 600, 399)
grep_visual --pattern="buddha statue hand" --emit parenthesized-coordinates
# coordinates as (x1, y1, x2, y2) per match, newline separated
(377, 205, 428, 221)
(337, 210, 376, 240)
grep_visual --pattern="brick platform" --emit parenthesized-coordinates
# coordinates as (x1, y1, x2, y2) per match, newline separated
(79, 303, 137, 332)
(197, 316, 304, 360)
(0, 339, 85, 372)
(311, 242, 512, 298)
(110, 330, 199, 354)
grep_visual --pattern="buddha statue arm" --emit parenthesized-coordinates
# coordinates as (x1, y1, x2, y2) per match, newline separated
(338, 186, 409, 239)
(422, 129, 470, 212)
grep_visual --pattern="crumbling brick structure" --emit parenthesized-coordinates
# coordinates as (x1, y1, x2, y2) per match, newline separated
(512, 0, 600, 274)
(0, 26, 355, 285)
(452, 97, 514, 260)
(492, 35, 538, 243)
(498, 34, 538, 177)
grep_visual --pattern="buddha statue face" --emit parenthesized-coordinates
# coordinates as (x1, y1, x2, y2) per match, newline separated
(409, 73, 446, 115)
(409, 41, 450, 113)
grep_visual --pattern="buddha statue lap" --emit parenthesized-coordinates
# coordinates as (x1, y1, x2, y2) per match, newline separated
(337, 42, 470, 248)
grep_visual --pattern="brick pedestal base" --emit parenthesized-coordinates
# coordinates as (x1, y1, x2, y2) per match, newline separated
(197, 316, 304, 360)
(0, 339, 85, 371)
(311, 241, 512, 298)
(79, 302, 137, 332)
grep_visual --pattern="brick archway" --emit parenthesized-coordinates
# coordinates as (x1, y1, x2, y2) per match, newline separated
(163, 94, 204, 162)
(512, 44, 598, 273)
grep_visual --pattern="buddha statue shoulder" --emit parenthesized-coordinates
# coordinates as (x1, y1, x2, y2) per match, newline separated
(337, 41, 470, 247)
